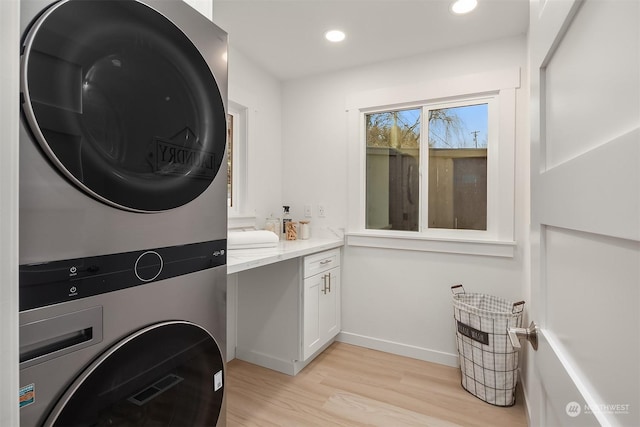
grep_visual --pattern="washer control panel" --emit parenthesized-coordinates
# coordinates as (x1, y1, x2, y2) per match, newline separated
(19, 239, 226, 311)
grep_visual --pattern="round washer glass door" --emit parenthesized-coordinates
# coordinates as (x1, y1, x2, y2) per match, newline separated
(45, 322, 225, 426)
(21, 0, 227, 212)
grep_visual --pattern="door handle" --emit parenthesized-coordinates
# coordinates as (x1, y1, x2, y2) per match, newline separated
(507, 321, 538, 350)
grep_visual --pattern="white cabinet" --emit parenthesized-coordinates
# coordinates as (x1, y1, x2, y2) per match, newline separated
(234, 246, 341, 375)
(302, 248, 341, 360)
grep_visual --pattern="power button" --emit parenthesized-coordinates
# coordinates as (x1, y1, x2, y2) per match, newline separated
(134, 251, 163, 282)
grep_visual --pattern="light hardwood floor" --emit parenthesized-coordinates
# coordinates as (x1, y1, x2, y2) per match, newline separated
(226, 342, 528, 426)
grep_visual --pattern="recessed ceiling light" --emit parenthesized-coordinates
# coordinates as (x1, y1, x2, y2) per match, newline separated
(325, 30, 346, 43)
(450, 0, 478, 14)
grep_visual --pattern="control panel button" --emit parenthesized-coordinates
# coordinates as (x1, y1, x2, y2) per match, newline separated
(134, 251, 163, 282)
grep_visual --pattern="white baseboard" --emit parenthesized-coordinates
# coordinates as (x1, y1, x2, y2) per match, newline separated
(235, 339, 337, 376)
(235, 348, 297, 376)
(518, 369, 532, 425)
(337, 332, 460, 367)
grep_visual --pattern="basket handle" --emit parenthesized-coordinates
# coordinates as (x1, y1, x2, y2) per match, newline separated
(451, 284, 465, 295)
(512, 300, 525, 314)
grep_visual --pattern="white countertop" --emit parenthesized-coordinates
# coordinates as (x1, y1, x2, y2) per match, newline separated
(227, 237, 344, 274)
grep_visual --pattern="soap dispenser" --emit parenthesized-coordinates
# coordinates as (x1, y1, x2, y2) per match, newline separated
(281, 206, 291, 239)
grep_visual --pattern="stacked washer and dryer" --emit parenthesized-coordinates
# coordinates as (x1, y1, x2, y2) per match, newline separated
(18, 0, 228, 425)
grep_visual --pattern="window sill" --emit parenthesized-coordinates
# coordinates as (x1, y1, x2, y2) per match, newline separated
(345, 231, 516, 258)
(228, 214, 256, 230)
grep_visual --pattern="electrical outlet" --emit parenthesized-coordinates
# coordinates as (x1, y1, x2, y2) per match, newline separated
(304, 204, 312, 217)
(318, 204, 326, 218)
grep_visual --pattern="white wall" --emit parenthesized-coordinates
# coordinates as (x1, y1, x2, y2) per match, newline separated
(0, 0, 20, 424)
(186, 0, 285, 226)
(183, 0, 213, 20)
(225, 46, 283, 225)
(281, 36, 530, 365)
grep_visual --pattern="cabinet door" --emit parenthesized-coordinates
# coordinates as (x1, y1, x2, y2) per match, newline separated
(320, 267, 340, 342)
(302, 267, 340, 361)
(303, 273, 322, 360)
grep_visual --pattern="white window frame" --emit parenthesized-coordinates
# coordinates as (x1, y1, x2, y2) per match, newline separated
(346, 68, 520, 257)
(421, 95, 497, 235)
(227, 100, 253, 228)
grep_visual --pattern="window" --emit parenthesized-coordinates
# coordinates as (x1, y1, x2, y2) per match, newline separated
(427, 103, 489, 231)
(365, 99, 492, 233)
(346, 68, 520, 257)
(227, 113, 234, 208)
(365, 108, 421, 231)
(227, 101, 248, 219)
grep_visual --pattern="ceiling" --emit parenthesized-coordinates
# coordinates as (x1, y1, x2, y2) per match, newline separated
(212, 0, 530, 81)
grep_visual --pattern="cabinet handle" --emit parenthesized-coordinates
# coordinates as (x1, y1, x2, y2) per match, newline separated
(321, 274, 327, 295)
(320, 259, 332, 265)
(327, 273, 331, 293)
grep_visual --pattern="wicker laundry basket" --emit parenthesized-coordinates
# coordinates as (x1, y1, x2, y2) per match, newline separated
(451, 284, 524, 406)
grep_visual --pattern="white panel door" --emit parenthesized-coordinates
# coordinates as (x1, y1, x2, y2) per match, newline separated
(530, 0, 640, 426)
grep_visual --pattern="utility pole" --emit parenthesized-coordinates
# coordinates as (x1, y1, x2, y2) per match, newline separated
(471, 130, 479, 148)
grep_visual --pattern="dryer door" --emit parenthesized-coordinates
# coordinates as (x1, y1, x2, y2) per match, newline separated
(20, 0, 227, 212)
(44, 322, 225, 426)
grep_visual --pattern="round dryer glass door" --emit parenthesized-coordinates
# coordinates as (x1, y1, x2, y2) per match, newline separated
(45, 322, 225, 426)
(21, 0, 227, 212)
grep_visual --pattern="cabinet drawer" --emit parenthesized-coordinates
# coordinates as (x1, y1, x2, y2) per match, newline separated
(303, 248, 340, 278)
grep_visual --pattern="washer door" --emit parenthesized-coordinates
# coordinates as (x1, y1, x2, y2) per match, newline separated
(21, 0, 227, 212)
(45, 322, 225, 426)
